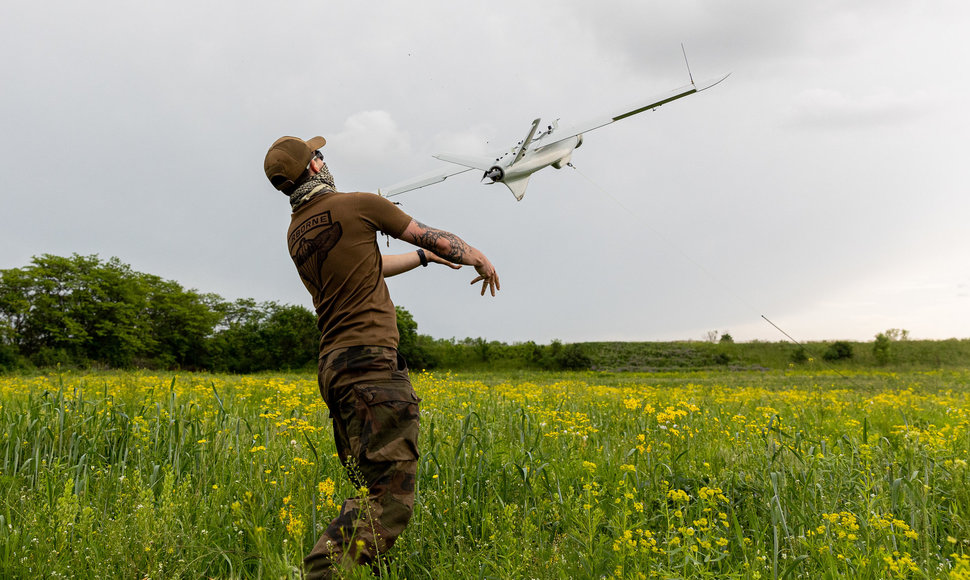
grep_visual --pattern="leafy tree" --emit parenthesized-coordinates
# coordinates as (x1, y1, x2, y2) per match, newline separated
(517, 340, 544, 366)
(140, 277, 221, 368)
(884, 328, 909, 341)
(0, 254, 148, 366)
(261, 304, 318, 370)
(473, 337, 492, 363)
(1, 254, 222, 369)
(534, 339, 591, 370)
(208, 298, 265, 372)
(540, 339, 564, 369)
(207, 299, 316, 372)
(873, 333, 892, 365)
(396, 306, 437, 370)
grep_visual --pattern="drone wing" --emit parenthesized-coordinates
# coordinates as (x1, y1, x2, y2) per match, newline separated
(433, 153, 495, 171)
(379, 165, 476, 198)
(540, 73, 730, 146)
(379, 149, 508, 197)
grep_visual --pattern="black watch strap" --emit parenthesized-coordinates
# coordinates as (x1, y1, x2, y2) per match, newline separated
(417, 249, 428, 267)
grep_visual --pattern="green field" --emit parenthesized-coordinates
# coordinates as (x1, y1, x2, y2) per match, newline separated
(1, 368, 969, 578)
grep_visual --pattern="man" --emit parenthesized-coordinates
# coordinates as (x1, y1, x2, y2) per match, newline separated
(263, 135, 499, 578)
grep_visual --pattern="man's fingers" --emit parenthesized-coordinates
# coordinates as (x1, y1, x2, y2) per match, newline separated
(470, 274, 498, 296)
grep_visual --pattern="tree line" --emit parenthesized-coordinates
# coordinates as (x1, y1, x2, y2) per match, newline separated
(0, 254, 591, 372)
(0, 254, 317, 372)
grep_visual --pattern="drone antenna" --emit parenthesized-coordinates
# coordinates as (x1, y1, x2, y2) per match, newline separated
(681, 43, 695, 86)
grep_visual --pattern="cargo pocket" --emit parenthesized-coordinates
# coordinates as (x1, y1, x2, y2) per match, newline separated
(352, 382, 421, 462)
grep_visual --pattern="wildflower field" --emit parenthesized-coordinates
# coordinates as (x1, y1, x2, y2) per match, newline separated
(1, 368, 969, 579)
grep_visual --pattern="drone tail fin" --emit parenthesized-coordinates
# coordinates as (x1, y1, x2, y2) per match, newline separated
(504, 175, 531, 201)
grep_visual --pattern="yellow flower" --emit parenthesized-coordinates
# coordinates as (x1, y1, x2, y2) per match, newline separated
(318, 479, 335, 495)
(666, 489, 690, 503)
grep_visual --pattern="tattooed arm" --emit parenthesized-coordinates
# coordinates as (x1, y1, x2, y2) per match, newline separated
(382, 250, 462, 278)
(398, 219, 500, 296)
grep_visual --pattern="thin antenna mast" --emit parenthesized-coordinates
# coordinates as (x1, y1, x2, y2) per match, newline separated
(681, 43, 695, 86)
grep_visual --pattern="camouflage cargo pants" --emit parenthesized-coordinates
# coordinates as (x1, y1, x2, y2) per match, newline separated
(303, 346, 420, 579)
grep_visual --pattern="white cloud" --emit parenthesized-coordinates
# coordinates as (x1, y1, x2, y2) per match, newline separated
(330, 110, 412, 159)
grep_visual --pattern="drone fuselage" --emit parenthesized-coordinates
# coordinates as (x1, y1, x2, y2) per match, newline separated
(487, 135, 583, 184)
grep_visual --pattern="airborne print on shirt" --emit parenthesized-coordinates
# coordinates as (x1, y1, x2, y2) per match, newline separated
(288, 210, 342, 293)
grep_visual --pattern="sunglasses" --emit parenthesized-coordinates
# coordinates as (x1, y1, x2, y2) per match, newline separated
(306, 149, 324, 171)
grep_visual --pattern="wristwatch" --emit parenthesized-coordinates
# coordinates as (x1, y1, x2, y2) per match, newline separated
(417, 249, 428, 267)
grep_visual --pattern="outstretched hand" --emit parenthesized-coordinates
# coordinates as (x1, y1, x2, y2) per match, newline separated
(471, 261, 500, 297)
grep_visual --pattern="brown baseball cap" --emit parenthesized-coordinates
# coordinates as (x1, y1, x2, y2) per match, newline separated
(264, 135, 327, 191)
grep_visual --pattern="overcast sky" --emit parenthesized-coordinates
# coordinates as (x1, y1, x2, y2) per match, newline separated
(2, 1, 968, 344)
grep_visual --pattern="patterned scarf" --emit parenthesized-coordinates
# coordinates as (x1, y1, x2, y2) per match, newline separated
(289, 162, 336, 211)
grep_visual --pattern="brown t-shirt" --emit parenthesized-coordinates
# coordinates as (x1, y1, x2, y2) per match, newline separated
(287, 191, 412, 355)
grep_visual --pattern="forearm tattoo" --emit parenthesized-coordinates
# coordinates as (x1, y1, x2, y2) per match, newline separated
(414, 221, 469, 264)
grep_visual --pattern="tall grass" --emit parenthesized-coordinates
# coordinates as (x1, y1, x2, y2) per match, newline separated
(1, 368, 968, 578)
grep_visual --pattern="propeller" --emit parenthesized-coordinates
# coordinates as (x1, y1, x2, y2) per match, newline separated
(483, 167, 504, 182)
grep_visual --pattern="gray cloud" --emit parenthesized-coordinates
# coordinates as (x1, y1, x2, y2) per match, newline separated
(1, 0, 968, 343)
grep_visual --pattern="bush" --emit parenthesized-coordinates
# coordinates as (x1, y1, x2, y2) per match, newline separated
(556, 343, 592, 370)
(822, 341, 854, 362)
(0, 342, 27, 371)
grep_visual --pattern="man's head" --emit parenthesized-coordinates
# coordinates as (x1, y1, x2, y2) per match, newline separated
(264, 135, 327, 192)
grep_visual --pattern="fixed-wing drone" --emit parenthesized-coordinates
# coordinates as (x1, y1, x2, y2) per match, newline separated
(380, 68, 729, 201)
